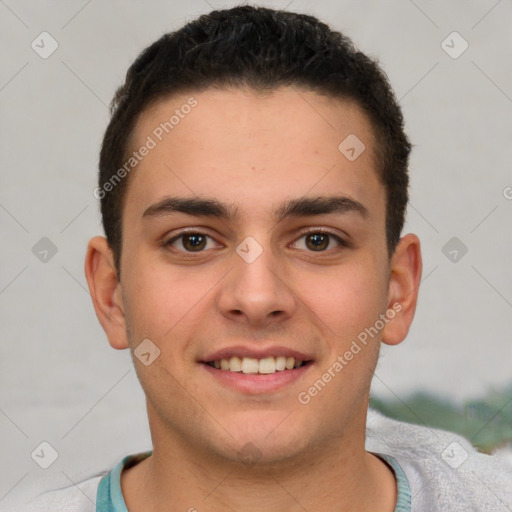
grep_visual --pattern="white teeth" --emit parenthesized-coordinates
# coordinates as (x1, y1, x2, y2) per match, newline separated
(241, 357, 259, 374)
(258, 357, 275, 374)
(213, 356, 305, 374)
(275, 356, 286, 371)
(229, 356, 242, 372)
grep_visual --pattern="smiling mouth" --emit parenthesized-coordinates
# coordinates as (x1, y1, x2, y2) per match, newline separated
(204, 356, 313, 375)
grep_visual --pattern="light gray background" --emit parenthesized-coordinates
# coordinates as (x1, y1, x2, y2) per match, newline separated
(1, 0, 511, 507)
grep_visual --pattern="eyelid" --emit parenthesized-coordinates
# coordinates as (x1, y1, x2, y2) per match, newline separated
(295, 226, 347, 239)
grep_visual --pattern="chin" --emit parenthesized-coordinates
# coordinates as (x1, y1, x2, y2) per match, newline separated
(210, 412, 313, 465)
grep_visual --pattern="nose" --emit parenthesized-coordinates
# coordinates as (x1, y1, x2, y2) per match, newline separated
(215, 239, 297, 328)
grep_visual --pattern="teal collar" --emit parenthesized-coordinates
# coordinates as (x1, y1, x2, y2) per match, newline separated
(96, 450, 411, 511)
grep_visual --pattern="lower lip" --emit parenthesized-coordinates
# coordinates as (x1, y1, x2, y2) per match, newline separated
(200, 363, 313, 394)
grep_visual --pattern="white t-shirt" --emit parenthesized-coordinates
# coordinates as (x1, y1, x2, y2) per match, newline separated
(16, 409, 512, 511)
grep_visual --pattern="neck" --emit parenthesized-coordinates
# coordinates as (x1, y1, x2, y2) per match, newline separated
(121, 410, 396, 512)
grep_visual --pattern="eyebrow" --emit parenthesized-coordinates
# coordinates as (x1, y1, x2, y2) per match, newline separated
(142, 195, 368, 223)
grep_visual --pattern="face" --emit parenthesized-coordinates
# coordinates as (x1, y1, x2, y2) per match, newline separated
(109, 87, 397, 464)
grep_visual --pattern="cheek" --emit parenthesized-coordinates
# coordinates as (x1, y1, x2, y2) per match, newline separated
(121, 253, 218, 344)
(302, 259, 388, 340)
(301, 262, 386, 408)
(121, 258, 180, 342)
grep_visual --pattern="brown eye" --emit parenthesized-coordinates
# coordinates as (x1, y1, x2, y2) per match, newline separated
(305, 233, 329, 251)
(292, 231, 346, 252)
(165, 232, 214, 252)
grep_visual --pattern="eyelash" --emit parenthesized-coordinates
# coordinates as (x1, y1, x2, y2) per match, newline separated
(163, 229, 349, 254)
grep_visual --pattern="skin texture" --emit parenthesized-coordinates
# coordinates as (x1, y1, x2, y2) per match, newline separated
(85, 86, 422, 511)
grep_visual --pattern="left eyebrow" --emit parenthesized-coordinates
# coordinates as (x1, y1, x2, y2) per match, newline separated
(273, 195, 368, 223)
(141, 195, 368, 222)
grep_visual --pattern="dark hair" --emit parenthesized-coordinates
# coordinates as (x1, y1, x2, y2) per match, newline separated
(98, 5, 411, 277)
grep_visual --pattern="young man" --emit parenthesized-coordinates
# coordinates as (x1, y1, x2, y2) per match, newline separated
(23, 5, 512, 511)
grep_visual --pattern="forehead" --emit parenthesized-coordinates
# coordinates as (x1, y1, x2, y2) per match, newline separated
(123, 86, 384, 225)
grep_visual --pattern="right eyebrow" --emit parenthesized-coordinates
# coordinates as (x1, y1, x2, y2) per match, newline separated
(142, 196, 239, 221)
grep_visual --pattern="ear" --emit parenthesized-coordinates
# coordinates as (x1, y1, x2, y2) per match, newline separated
(84, 236, 129, 350)
(381, 233, 422, 346)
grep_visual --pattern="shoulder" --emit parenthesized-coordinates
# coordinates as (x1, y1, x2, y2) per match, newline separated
(16, 473, 104, 512)
(366, 408, 512, 511)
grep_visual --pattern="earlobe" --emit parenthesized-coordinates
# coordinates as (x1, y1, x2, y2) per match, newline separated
(84, 236, 129, 350)
(381, 233, 422, 346)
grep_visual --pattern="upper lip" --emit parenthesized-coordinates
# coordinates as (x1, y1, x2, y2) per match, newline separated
(200, 345, 314, 362)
